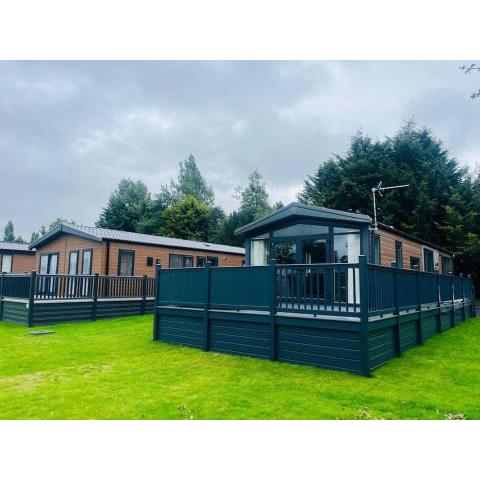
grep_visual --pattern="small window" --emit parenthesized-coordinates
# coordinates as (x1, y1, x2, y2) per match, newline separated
(207, 256, 219, 267)
(81, 249, 92, 275)
(1, 254, 12, 273)
(68, 250, 79, 275)
(169, 254, 193, 268)
(371, 233, 381, 265)
(441, 256, 452, 274)
(395, 241, 403, 268)
(196, 256, 206, 267)
(146, 256, 153, 267)
(118, 250, 135, 276)
(410, 256, 420, 270)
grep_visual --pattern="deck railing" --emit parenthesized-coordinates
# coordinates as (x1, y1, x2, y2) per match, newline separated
(155, 256, 476, 319)
(0, 272, 155, 301)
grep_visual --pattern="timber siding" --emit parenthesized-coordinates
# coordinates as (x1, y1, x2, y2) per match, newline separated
(0, 253, 36, 274)
(377, 227, 452, 274)
(34, 233, 244, 276)
(107, 241, 243, 276)
(34, 234, 107, 275)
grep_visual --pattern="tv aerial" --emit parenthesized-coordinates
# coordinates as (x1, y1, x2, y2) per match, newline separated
(371, 181, 409, 231)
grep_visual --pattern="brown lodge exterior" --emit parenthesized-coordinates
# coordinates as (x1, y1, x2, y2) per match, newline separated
(374, 223, 452, 274)
(0, 242, 36, 274)
(29, 224, 245, 277)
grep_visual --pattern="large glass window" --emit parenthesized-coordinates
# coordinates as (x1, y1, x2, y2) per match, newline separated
(1, 254, 12, 273)
(303, 239, 327, 264)
(273, 223, 329, 237)
(68, 251, 79, 275)
(169, 254, 193, 268)
(39, 253, 59, 274)
(423, 248, 434, 272)
(250, 239, 270, 266)
(82, 249, 92, 275)
(441, 256, 452, 274)
(274, 241, 296, 264)
(39, 254, 49, 274)
(334, 233, 360, 263)
(118, 250, 135, 276)
(207, 256, 218, 266)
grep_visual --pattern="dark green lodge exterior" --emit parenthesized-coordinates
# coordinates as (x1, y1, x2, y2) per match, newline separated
(153, 203, 475, 376)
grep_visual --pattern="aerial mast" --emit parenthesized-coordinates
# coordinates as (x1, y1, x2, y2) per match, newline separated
(371, 181, 409, 231)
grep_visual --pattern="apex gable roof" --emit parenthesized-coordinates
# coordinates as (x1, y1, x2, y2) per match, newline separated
(234, 202, 372, 236)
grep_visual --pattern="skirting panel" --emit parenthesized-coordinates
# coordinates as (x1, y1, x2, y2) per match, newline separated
(155, 307, 363, 374)
(0, 300, 29, 325)
(156, 303, 476, 375)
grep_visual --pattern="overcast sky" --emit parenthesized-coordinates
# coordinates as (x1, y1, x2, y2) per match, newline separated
(1, 61, 479, 239)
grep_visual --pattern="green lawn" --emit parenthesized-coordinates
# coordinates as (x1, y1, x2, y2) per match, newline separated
(1, 315, 479, 419)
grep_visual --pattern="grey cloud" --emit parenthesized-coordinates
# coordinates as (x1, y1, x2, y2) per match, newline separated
(0, 61, 478, 238)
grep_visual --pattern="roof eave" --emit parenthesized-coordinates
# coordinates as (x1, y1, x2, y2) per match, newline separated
(235, 202, 372, 236)
(29, 223, 103, 249)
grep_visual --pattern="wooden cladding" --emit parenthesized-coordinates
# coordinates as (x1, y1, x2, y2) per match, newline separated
(34, 233, 244, 276)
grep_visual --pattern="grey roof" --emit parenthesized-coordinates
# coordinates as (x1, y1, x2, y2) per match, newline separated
(0, 241, 34, 253)
(235, 202, 372, 236)
(30, 223, 245, 255)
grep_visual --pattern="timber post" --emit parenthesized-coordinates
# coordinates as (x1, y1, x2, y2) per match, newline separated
(0, 272, 4, 321)
(141, 274, 148, 315)
(92, 273, 99, 321)
(269, 257, 277, 361)
(359, 255, 370, 377)
(27, 271, 36, 328)
(203, 261, 211, 351)
(153, 263, 161, 341)
(416, 268, 423, 345)
(393, 267, 401, 356)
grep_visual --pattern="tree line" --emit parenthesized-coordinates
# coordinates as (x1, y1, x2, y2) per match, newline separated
(3, 121, 479, 291)
(96, 154, 281, 247)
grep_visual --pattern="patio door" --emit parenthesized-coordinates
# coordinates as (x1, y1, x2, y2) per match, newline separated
(303, 239, 329, 302)
(38, 253, 59, 296)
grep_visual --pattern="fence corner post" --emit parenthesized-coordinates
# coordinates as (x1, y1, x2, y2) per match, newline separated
(0, 272, 4, 321)
(415, 267, 423, 345)
(27, 270, 36, 328)
(153, 263, 161, 341)
(269, 257, 277, 361)
(393, 266, 401, 356)
(358, 255, 370, 377)
(467, 275, 475, 319)
(460, 273, 466, 322)
(203, 261, 211, 351)
(141, 274, 148, 315)
(92, 273, 99, 321)
(450, 273, 455, 328)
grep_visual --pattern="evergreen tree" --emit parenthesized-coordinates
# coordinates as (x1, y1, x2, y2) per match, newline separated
(237, 169, 272, 221)
(3, 221, 15, 242)
(97, 179, 152, 232)
(159, 154, 215, 207)
(160, 196, 212, 241)
(299, 120, 480, 292)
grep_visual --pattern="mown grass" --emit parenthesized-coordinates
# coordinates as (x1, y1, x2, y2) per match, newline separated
(0, 315, 479, 419)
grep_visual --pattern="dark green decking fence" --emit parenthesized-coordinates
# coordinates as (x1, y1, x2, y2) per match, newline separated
(153, 256, 476, 376)
(0, 272, 155, 326)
